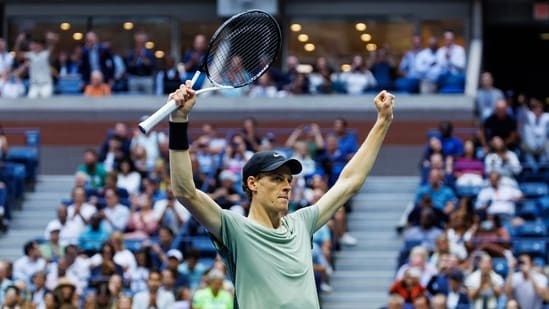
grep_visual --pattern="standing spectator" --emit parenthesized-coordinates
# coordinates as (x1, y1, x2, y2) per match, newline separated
(79, 31, 114, 87)
(13, 240, 46, 283)
(465, 253, 504, 309)
(83, 70, 111, 97)
(505, 254, 547, 309)
(436, 31, 466, 90)
(125, 32, 155, 94)
(132, 270, 175, 309)
(395, 35, 422, 93)
(192, 269, 233, 309)
(415, 37, 442, 93)
(475, 72, 505, 124)
(156, 55, 185, 95)
(182, 34, 207, 75)
(369, 47, 396, 91)
(479, 100, 520, 152)
(520, 98, 549, 165)
(15, 32, 57, 99)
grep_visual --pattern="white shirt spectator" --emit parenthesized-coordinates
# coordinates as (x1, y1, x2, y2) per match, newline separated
(509, 270, 547, 309)
(415, 48, 442, 82)
(13, 256, 46, 282)
(103, 204, 130, 232)
(484, 151, 522, 186)
(131, 130, 166, 170)
(132, 289, 175, 309)
(339, 70, 377, 95)
(66, 202, 97, 238)
(436, 44, 466, 75)
(465, 269, 504, 309)
(475, 185, 523, 216)
(117, 171, 142, 195)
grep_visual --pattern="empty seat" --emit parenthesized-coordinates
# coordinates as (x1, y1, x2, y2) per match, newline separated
(514, 221, 547, 238)
(492, 257, 509, 278)
(519, 182, 549, 198)
(512, 238, 547, 258)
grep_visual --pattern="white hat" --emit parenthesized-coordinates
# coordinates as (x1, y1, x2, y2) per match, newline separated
(167, 249, 183, 261)
(219, 170, 237, 182)
(46, 221, 62, 234)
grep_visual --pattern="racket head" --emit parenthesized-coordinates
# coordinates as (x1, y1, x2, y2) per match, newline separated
(203, 9, 282, 88)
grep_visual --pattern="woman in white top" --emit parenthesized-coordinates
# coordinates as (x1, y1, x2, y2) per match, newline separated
(116, 157, 142, 195)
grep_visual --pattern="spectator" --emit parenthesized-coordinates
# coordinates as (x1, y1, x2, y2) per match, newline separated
(164, 249, 190, 290)
(437, 121, 464, 159)
(99, 122, 131, 163)
(78, 212, 110, 253)
(479, 100, 520, 153)
(0, 261, 13, 305)
(30, 271, 50, 308)
(89, 242, 124, 287)
(475, 171, 523, 221)
(100, 188, 130, 232)
(192, 269, 233, 309)
(79, 31, 114, 87)
(15, 33, 57, 99)
(475, 72, 505, 124)
(155, 55, 185, 95)
(520, 98, 549, 165)
(483, 137, 522, 187)
(154, 186, 191, 235)
(131, 120, 167, 172)
(248, 73, 278, 98)
(453, 139, 485, 187)
(281, 55, 310, 94)
(469, 214, 512, 258)
(53, 277, 78, 309)
(109, 232, 137, 281)
(465, 253, 504, 309)
(83, 70, 111, 97)
(395, 246, 438, 287)
(429, 234, 467, 268)
(446, 269, 470, 309)
(407, 193, 447, 229)
(403, 208, 444, 252)
(223, 133, 254, 175)
(125, 32, 155, 94)
(182, 34, 207, 76)
(339, 54, 377, 95)
(414, 168, 457, 215)
(308, 56, 337, 94)
(76, 148, 107, 190)
(116, 156, 142, 196)
(40, 289, 59, 309)
(285, 123, 325, 161)
(446, 208, 476, 262)
(13, 240, 46, 283)
(382, 294, 405, 309)
(431, 294, 447, 309)
(40, 221, 65, 263)
(66, 187, 97, 241)
(124, 194, 159, 240)
(2, 285, 21, 309)
(208, 169, 244, 212)
(128, 248, 151, 294)
(369, 47, 396, 91)
(132, 269, 175, 309)
(178, 248, 209, 291)
(0, 38, 13, 79)
(415, 37, 442, 94)
(389, 267, 427, 304)
(395, 35, 422, 93)
(505, 253, 547, 309)
(436, 31, 466, 91)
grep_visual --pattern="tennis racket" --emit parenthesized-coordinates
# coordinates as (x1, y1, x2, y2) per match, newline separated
(139, 9, 282, 133)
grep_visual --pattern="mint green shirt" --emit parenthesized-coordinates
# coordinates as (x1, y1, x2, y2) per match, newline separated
(192, 287, 233, 309)
(215, 206, 320, 309)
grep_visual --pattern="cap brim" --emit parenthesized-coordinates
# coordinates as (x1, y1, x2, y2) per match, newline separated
(262, 158, 302, 175)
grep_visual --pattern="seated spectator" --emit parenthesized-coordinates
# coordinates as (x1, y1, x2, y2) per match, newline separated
(78, 213, 110, 253)
(446, 209, 476, 262)
(154, 185, 191, 235)
(0, 261, 13, 305)
(414, 168, 457, 215)
(464, 253, 504, 309)
(131, 121, 166, 173)
(339, 54, 377, 94)
(479, 100, 520, 152)
(426, 253, 453, 296)
(420, 136, 445, 173)
(163, 249, 190, 290)
(369, 47, 396, 91)
(436, 31, 466, 92)
(453, 139, 485, 187)
(83, 70, 111, 97)
(520, 98, 549, 166)
(109, 232, 137, 281)
(505, 253, 547, 309)
(41, 289, 59, 309)
(475, 171, 523, 221)
(285, 123, 325, 162)
(128, 248, 151, 294)
(403, 208, 444, 252)
(469, 214, 511, 258)
(429, 235, 467, 269)
(332, 117, 358, 161)
(125, 32, 155, 95)
(99, 122, 131, 163)
(483, 137, 522, 187)
(89, 243, 124, 287)
(53, 277, 78, 309)
(389, 267, 427, 304)
(66, 187, 97, 240)
(249, 73, 278, 98)
(407, 193, 447, 229)
(30, 271, 50, 308)
(395, 246, 438, 287)
(223, 133, 254, 175)
(40, 221, 65, 263)
(13, 240, 46, 283)
(308, 56, 338, 94)
(281, 55, 310, 94)
(446, 270, 470, 309)
(475, 72, 505, 125)
(116, 157, 141, 196)
(437, 121, 464, 160)
(124, 194, 159, 240)
(100, 187, 130, 232)
(192, 269, 233, 309)
(208, 170, 244, 213)
(100, 136, 125, 174)
(178, 248, 209, 292)
(381, 294, 405, 309)
(132, 270, 175, 309)
(76, 149, 107, 190)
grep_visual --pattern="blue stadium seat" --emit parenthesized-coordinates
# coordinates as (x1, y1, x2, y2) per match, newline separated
(513, 221, 547, 238)
(512, 238, 547, 258)
(124, 239, 143, 252)
(516, 199, 540, 221)
(519, 182, 549, 198)
(56, 75, 82, 94)
(191, 236, 217, 258)
(492, 257, 509, 278)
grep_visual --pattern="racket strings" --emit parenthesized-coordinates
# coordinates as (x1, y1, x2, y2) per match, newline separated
(206, 11, 281, 88)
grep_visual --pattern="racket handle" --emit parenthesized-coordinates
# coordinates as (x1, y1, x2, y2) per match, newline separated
(138, 71, 201, 134)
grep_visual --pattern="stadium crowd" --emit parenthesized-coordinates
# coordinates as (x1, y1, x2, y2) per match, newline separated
(0, 114, 361, 308)
(387, 78, 549, 308)
(0, 29, 466, 99)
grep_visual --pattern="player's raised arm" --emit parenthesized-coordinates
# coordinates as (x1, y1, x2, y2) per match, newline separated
(314, 90, 394, 230)
(168, 81, 222, 241)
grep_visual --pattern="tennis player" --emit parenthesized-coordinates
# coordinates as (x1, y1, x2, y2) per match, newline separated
(168, 80, 394, 308)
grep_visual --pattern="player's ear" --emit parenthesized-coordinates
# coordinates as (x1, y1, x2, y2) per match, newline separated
(247, 176, 258, 192)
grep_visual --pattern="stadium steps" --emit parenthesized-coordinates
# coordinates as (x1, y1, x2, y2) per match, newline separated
(0, 175, 73, 261)
(321, 176, 419, 309)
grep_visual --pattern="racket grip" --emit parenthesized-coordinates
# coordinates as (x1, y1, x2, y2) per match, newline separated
(138, 71, 201, 134)
(138, 99, 178, 134)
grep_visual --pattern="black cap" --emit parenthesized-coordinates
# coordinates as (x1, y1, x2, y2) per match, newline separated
(242, 151, 302, 180)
